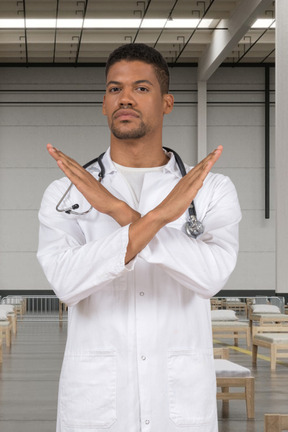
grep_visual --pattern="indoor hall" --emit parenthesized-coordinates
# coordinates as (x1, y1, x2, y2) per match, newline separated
(0, 1, 288, 431)
(1, 307, 288, 432)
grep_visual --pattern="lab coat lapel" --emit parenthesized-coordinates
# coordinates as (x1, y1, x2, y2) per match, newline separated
(109, 171, 139, 209)
(101, 148, 182, 213)
(101, 149, 139, 209)
(138, 170, 179, 215)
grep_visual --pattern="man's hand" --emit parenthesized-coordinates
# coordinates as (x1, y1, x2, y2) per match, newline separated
(125, 146, 223, 263)
(153, 145, 223, 225)
(47, 143, 223, 264)
(47, 143, 140, 226)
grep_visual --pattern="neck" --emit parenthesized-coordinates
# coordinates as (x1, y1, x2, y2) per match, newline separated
(110, 136, 169, 168)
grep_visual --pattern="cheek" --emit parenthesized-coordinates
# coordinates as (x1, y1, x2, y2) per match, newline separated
(149, 103, 165, 123)
(103, 96, 116, 115)
(103, 102, 115, 121)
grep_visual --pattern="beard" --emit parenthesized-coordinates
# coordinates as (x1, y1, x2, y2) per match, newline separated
(110, 119, 149, 140)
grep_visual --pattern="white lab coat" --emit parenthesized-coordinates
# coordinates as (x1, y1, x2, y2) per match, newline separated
(37, 149, 241, 432)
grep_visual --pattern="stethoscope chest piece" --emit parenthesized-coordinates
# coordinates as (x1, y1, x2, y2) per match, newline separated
(185, 214, 204, 238)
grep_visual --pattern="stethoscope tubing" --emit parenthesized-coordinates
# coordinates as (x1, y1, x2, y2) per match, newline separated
(55, 148, 204, 237)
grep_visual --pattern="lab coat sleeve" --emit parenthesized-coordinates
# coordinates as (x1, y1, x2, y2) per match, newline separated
(139, 174, 241, 299)
(37, 179, 134, 306)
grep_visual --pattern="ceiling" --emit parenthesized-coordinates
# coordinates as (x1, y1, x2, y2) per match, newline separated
(0, 0, 275, 72)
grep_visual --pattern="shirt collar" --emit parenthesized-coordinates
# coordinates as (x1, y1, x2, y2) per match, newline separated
(92, 147, 183, 179)
(162, 149, 183, 179)
(102, 147, 117, 175)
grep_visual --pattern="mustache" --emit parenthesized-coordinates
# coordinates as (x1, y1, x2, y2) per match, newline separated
(112, 107, 141, 119)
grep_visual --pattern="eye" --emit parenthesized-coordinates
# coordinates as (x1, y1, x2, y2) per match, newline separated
(108, 87, 121, 93)
(136, 86, 149, 92)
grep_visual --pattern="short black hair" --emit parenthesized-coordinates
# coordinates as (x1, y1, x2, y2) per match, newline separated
(105, 43, 170, 94)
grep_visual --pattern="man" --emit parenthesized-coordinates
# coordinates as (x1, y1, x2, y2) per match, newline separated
(37, 43, 241, 432)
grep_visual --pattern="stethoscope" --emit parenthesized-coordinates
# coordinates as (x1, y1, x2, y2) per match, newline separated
(56, 148, 204, 238)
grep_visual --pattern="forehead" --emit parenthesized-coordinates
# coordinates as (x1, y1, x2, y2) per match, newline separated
(106, 60, 159, 85)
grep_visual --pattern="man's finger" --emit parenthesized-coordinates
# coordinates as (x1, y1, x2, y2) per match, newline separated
(187, 145, 223, 179)
(47, 144, 87, 176)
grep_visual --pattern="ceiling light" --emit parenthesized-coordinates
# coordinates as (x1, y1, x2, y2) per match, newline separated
(0, 19, 25, 28)
(0, 18, 143, 29)
(165, 19, 213, 28)
(0, 17, 215, 30)
(57, 19, 83, 28)
(84, 19, 141, 28)
(251, 19, 275, 28)
(26, 19, 57, 28)
(141, 19, 167, 28)
(140, 18, 213, 28)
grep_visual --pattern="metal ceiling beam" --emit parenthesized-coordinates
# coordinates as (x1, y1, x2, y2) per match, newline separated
(197, 0, 273, 81)
(235, 19, 275, 64)
(173, 0, 216, 65)
(133, 0, 152, 43)
(21, 0, 29, 64)
(75, 0, 89, 64)
(153, 0, 180, 49)
(53, 0, 60, 62)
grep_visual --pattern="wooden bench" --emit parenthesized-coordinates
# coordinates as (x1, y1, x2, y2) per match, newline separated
(214, 348, 255, 419)
(248, 304, 283, 321)
(250, 313, 288, 337)
(0, 305, 17, 335)
(210, 298, 223, 310)
(212, 321, 251, 347)
(222, 299, 248, 316)
(265, 414, 288, 432)
(252, 330, 288, 371)
(0, 320, 12, 347)
(1, 296, 26, 317)
(0, 333, 2, 363)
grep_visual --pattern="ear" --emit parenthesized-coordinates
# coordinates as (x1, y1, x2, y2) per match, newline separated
(163, 93, 174, 114)
(102, 95, 107, 116)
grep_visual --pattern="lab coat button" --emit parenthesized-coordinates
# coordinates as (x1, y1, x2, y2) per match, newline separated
(141, 355, 146, 360)
(145, 420, 150, 425)
(139, 291, 144, 296)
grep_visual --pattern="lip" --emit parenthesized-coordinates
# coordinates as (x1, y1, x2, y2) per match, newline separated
(113, 109, 139, 120)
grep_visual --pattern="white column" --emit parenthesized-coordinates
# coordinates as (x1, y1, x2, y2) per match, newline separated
(275, 0, 288, 293)
(197, 80, 207, 162)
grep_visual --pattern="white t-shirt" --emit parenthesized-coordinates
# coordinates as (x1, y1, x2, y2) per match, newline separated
(114, 162, 164, 204)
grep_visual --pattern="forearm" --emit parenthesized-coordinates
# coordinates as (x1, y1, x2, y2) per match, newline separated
(109, 200, 141, 226)
(125, 208, 166, 264)
(137, 175, 242, 298)
(46, 144, 224, 266)
(139, 223, 240, 298)
(37, 179, 137, 306)
(38, 219, 133, 306)
(124, 146, 223, 262)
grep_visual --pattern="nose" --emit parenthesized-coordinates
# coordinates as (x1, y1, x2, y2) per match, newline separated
(119, 87, 135, 107)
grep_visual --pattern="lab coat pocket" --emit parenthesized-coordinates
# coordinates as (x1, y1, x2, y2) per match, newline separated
(168, 349, 216, 426)
(60, 350, 117, 430)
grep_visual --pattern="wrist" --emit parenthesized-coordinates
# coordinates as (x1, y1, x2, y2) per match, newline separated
(144, 208, 167, 231)
(148, 206, 169, 228)
(109, 200, 140, 226)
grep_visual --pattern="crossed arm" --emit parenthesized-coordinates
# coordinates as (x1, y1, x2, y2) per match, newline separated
(47, 143, 223, 264)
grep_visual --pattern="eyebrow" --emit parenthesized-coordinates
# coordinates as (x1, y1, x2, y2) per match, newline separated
(106, 79, 154, 88)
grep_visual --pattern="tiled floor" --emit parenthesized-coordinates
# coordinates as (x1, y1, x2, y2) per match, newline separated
(215, 343, 288, 431)
(0, 319, 288, 432)
(0, 320, 66, 432)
